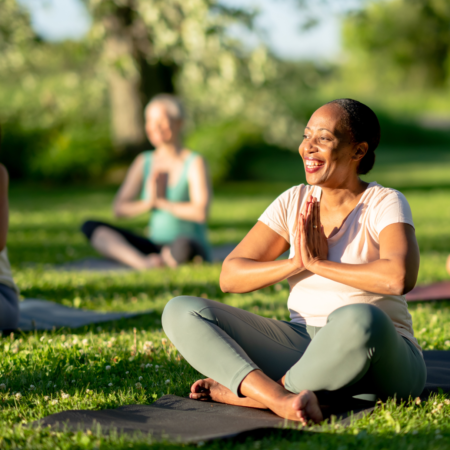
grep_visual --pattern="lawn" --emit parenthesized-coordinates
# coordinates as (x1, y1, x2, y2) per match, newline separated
(1, 156, 450, 449)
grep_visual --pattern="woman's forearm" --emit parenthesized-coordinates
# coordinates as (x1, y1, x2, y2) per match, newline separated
(220, 257, 302, 293)
(156, 199, 207, 223)
(310, 258, 413, 296)
(113, 200, 152, 218)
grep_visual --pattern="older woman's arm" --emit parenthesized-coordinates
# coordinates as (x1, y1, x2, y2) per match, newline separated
(301, 199, 420, 296)
(154, 156, 211, 223)
(113, 154, 153, 218)
(220, 222, 304, 293)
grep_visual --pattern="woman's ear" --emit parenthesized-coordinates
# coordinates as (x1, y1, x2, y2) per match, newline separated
(353, 142, 368, 162)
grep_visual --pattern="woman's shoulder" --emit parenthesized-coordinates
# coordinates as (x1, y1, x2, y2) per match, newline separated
(275, 184, 314, 204)
(364, 182, 409, 207)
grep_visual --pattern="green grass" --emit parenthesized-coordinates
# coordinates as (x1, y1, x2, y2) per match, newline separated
(2, 169, 450, 449)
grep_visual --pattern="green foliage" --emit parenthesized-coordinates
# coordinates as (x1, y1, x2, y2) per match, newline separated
(185, 119, 261, 183)
(342, 0, 450, 88)
(0, 37, 113, 182)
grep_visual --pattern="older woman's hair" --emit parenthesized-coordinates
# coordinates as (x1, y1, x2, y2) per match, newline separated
(144, 94, 185, 121)
(327, 98, 381, 175)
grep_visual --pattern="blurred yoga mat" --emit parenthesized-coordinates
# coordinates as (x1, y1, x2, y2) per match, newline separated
(17, 299, 151, 331)
(33, 351, 450, 443)
(54, 244, 239, 271)
(405, 282, 450, 302)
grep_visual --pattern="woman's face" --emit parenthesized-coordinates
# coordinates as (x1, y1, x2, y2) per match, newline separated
(145, 103, 182, 147)
(298, 103, 365, 187)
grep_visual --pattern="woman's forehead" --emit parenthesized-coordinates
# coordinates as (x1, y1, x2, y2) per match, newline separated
(307, 103, 346, 133)
(146, 103, 171, 119)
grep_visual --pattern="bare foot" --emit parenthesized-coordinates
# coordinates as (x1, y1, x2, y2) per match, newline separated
(189, 378, 266, 408)
(446, 255, 450, 276)
(142, 253, 165, 269)
(161, 246, 178, 268)
(267, 390, 323, 425)
(291, 390, 323, 425)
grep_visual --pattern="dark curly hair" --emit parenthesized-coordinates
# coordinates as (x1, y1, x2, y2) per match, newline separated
(326, 98, 380, 175)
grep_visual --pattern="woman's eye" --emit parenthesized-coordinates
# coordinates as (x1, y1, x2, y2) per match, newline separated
(320, 137, 330, 141)
(303, 134, 309, 139)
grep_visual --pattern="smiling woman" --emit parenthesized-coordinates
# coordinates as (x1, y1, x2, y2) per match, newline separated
(162, 99, 426, 424)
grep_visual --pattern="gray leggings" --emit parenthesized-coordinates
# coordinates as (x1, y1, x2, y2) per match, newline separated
(162, 297, 426, 401)
(0, 284, 19, 330)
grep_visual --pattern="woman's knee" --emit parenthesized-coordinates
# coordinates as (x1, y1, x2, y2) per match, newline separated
(327, 303, 393, 345)
(81, 220, 103, 240)
(162, 295, 212, 337)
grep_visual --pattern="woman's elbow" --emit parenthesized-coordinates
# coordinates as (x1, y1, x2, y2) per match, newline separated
(387, 273, 415, 296)
(219, 272, 231, 293)
(112, 203, 123, 218)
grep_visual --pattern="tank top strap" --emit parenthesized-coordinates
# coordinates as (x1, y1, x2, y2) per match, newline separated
(141, 151, 153, 199)
(178, 152, 199, 186)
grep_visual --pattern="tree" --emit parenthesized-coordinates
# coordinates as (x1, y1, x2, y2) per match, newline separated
(342, 0, 450, 89)
(0, 0, 36, 75)
(83, 0, 301, 156)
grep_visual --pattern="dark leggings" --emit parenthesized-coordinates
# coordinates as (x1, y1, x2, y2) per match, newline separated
(0, 284, 19, 330)
(81, 220, 208, 265)
(163, 297, 426, 402)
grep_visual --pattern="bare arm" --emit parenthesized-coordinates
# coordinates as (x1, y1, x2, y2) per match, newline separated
(220, 221, 304, 293)
(300, 198, 420, 296)
(0, 165, 9, 251)
(113, 154, 152, 218)
(155, 156, 211, 223)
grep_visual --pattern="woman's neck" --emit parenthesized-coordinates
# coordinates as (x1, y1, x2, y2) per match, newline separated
(320, 177, 369, 211)
(154, 141, 183, 158)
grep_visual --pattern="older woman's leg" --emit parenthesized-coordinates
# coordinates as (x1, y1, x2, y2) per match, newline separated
(81, 220, 163, 269)
(284, 303, 426, 401)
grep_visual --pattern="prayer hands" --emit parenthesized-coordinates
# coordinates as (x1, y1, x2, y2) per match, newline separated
(299, 195, 328, 271)
(145, 171, 158, 209)
(146, 171, 169, 210)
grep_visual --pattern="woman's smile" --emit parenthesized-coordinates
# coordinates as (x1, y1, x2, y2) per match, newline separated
(304, 158, 325, 173)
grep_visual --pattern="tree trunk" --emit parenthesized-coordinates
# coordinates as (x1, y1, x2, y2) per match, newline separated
(103, 5, 176, 156)
(103, 9, 146, 155)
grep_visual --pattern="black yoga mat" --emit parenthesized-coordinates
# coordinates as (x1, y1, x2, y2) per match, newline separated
(33, 351, 450, 443)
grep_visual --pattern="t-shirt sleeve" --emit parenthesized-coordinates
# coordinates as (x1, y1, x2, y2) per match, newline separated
(374, 190, 415, 235)
(258, 187, 296, 243)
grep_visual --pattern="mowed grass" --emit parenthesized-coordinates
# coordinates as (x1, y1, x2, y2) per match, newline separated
(1, 167, 450, 449)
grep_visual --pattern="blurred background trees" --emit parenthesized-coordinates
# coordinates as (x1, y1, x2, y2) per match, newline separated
(1, 0, 450, 185)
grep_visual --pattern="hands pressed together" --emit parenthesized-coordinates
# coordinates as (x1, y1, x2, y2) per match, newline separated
(145, 170, 169, 211)
(292, 195, 328, 273)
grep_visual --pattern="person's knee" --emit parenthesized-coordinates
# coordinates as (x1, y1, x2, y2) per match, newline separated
(328, 303, 392, 346)
(162, 295, 211, 338)
(81, 220, 102, 240)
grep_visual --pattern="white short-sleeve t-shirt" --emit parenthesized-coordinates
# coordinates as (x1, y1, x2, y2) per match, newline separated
(258, 182, 420, 350)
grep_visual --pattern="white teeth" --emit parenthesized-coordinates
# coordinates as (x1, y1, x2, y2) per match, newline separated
(305, 160, 324, 167)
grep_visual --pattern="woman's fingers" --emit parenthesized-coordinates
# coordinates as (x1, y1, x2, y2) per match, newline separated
(191, 379, 209, 393)
(189, 392, 211, 400)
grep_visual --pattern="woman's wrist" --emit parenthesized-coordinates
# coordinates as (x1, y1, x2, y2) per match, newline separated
(155, 198, 171, 212)
(288, 257, 305, 276)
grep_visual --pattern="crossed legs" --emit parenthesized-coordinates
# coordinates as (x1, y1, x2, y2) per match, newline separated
(162, 297, 426, 424)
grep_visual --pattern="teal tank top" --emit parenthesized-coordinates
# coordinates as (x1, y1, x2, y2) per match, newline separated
(141, 151, 211, 261)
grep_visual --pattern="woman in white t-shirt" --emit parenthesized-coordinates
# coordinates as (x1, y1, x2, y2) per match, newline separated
(162, 99, 426, 424)
(0, 126, 19, 331)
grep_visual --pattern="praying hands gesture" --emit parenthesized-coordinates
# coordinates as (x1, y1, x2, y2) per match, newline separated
(296, 196, 328, 272)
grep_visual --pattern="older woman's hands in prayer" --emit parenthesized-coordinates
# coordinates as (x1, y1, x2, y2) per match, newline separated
(299, 196, 328, 271)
